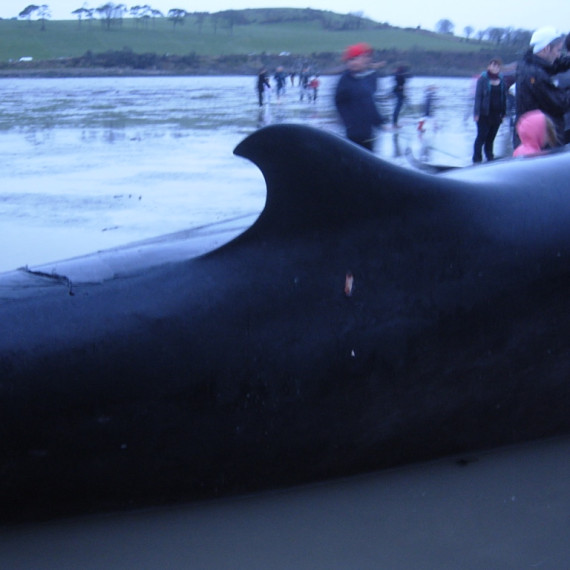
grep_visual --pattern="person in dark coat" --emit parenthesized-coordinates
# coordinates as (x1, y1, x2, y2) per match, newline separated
(334, 43, 386, 151)
(256, 67, 271, 107)
(273, 66, 287, 99)
(552, 33, 570, 144)
(392, 65, 410, 128)
(472, 58, 507, 163)
(514, 27, 569, 147)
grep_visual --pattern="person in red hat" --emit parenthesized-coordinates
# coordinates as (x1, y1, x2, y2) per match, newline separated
(334, 43, 386, 150)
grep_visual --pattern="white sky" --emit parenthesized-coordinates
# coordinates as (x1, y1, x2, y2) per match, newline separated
(1, 1, 568, 35)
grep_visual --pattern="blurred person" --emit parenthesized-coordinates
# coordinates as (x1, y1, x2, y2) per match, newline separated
(513, 109, 558, 157)
(299, 65, 311, 101)
(256, 67, 271, 107)
(392, 65, 410, 128)
(551, 33, 570, 143)
(274, 66, 287, 99)
(418, 84, 438, 133)
(334, 43, 386, 151)
(472, 58, 507, 163)
(515, 27, 569, 146)
(507, 83, 516, 128)
(308, 74, 320, 102)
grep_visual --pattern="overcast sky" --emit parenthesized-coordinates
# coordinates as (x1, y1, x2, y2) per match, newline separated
(1, 1, 568, 35)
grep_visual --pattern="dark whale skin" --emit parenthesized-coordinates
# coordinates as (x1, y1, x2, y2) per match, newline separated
(1, 124, 569, 523)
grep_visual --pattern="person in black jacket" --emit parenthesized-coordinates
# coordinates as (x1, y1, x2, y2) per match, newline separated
(514, 27, 569, 147)
(256, 67, 271, 107)
(552, 33, 570, 143)
(334, 43, 386, 151)
(472, 58, 507, 163)
(392, 65, 410, 128)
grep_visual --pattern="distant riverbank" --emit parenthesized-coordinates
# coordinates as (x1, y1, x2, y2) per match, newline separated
(0, 47, 519, 79)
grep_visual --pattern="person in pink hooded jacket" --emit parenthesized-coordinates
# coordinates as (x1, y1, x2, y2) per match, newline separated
(513, 109, 558, 157)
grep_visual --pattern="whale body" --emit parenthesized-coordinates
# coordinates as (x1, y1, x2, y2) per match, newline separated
(1, 124, 569, 523)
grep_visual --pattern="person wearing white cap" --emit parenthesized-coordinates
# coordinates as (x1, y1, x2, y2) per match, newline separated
(514, 27, 569, 146)
(530, 27, 563, 56)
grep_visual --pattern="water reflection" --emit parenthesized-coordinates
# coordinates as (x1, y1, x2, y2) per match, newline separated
(392, 132, 402, 159)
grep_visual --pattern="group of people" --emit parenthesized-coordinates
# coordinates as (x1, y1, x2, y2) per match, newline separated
(334, 28, 570, 160)
(473, 27, 570, 161)
(256, 65, 320, 107)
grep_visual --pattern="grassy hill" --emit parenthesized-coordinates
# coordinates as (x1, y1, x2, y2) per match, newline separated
(0, 9, 517, 76)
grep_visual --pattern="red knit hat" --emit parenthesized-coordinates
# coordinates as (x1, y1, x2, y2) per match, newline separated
(342, 42, 373, 61)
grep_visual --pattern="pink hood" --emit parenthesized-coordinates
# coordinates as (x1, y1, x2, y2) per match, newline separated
(513, 110, 547, 157)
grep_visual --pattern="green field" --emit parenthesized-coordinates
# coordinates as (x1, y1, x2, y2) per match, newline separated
(0, 11, 487, 62)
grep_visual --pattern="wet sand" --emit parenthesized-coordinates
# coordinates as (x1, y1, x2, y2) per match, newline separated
(2, 435, 569, 568)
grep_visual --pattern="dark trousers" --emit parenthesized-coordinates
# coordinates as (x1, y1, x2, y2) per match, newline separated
(473, 115, 502, 162)
(392, 93, 405, 126)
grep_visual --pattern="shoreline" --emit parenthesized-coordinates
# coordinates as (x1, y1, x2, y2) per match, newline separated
(0, 52, 491, 79)
(0, 66, 474, 79)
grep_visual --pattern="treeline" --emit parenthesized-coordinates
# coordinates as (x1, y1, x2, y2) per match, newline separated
(12, 5, 388, 32)
(75, 48, 201, 70)
(435, 18, 533, 50)
(12, 4, 533, 46)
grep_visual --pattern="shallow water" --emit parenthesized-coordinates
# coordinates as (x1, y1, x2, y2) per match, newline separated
(0, 75, 511, 272)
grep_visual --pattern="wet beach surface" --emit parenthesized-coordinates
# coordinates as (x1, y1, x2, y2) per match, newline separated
(0, 75, 513, 273)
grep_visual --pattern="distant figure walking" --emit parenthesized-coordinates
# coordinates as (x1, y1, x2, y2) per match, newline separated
(299, 66, 311, 101)
(274, 66, 287, 99)
(308, 75, 320, 102)
(257, 67, 271, 107)
(472, 58, 506, 163)
(392, 65, 410, 128)
(418, 84, 437, 133)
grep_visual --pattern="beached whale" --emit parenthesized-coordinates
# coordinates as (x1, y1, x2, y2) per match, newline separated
(1, 124, 569, 524)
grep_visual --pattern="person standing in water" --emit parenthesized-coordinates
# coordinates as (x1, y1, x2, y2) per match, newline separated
(472, 58, 507, 163)
(392, 65, 410, 128)
(256, 67, 271, 107)
(334, 43, 386, 151)
(274, 66, 287, 100)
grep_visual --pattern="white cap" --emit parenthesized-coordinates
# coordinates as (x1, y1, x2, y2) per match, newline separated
(530, 27, 562, 53)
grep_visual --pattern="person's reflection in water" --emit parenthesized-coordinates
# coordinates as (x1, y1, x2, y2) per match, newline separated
(417, 121, 432, 163)
(392, 132, 402, 158)
(257, 105, 272, 128)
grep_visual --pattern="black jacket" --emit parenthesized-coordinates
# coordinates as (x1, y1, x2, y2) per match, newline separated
(473, 71, 507, 118)
(335, 70, 384, 144)
(515, 49, 569, 142)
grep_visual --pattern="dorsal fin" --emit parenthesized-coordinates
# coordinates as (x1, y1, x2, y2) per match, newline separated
(233, 124, 570, 248)
(233, 124, 448, 235)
